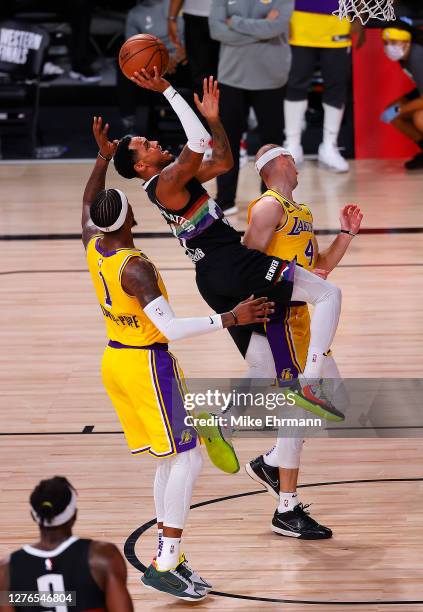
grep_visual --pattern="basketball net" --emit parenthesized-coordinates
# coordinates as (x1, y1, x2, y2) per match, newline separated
(335, 0, 395, 25)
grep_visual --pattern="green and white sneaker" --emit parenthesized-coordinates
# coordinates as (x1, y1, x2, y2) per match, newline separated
(141, 561, 208, 601)
(177, 553, 212, 591)
(194, 411, 240, 474)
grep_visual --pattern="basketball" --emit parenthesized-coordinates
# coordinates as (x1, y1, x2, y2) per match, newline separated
(119, 34, 169, 80)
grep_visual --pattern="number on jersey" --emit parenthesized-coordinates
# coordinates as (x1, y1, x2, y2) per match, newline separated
(37, 573, 67, 612)
(305, 239, 314, 266)
(99, 270, 112, 308)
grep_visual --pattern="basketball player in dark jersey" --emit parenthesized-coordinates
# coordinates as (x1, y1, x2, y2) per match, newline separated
(0, 477, 133, 612)
(103, 70, 344, 419)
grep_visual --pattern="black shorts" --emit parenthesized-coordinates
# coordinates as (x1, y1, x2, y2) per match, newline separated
(195, 244, 294, 357)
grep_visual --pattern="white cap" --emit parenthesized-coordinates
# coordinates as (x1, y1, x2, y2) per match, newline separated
(255, 147, 292, 174)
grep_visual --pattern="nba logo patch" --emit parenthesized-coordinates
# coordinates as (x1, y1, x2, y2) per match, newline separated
(180, 429, 193, 445)
(45, 558, 53, 571)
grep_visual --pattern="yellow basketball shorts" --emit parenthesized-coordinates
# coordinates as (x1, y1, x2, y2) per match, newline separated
(265, 303, 311, 379)
(101, 342, 197, 458)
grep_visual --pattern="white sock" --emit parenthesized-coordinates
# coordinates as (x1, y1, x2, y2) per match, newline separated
(157, 528, 163, 559)
(263, 446, 279, 467)
(278, 491, 299, 513)
(284, 99, 308, 148)
(300, 349, 325, 380)
(156, 536, 180, 571)
(322, 103, 344, 148)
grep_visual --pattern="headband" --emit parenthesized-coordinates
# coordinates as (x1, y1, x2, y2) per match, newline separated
(95, 189, 129, 232)
(255, 147, 292, 174)
(382, 28, 412, 42)
(31, 489, 77, 528)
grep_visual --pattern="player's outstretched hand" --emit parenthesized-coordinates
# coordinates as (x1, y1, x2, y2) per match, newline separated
(340, 204, 363, 235)
(232, 295, 275, 326)
(194, 76, 220, 122)
(131, 66, 170, 93)
(93, 116, 118, 159)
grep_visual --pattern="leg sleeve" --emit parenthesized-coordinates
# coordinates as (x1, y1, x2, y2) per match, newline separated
(291, 265, 341, 377)
(154, 460, 171, 524)
(163, 445, 203, 529)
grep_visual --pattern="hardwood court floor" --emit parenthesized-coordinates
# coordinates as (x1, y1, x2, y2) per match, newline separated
(0, 159, 423, 611)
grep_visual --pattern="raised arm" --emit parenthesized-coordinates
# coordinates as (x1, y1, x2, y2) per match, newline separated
(82, 117, 118, 249)
(121, 257, 274, 339)
(315, 205, 363, 272)
(194, 77, 233, 183)
(243, 197, 285, 252)
(133, 67, 224, 202)
(89, 542, 133, 612)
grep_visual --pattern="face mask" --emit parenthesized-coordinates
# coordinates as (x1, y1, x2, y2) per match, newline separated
(385, 44, 406, 61)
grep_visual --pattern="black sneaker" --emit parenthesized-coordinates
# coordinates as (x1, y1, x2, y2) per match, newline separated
(271, 503, 332, 539)
(177, 553, 212, 591)
(245, 455, 279, 500)
(141, 561, 208, 601)
(405, 152, 423, 170)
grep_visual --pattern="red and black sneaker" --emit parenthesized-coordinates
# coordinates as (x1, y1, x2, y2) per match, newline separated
(292, 380, 345, 422)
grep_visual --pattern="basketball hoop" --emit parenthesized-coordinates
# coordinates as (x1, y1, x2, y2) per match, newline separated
(335, 0, 395, 25)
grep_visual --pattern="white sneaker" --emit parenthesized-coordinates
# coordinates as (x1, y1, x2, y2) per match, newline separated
(222, 205, 239, 216)
(318, 143, 349, 173)
(284, 142, 304, 166)
(42, 62, 64, 76)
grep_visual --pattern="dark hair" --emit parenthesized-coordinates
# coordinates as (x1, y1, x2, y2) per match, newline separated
(90, 188, 124, 230)
(114, 135, 137, 179)
(30, 476, 76, 527)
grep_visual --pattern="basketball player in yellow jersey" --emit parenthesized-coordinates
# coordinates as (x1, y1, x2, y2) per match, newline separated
(81, 118, 274, 602)
(244, 143, 362, 539)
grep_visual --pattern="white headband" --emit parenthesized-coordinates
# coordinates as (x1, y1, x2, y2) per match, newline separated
(255, 147, 292, 174)
(31, 489, 77, 528)
(95, 189, 129, 232)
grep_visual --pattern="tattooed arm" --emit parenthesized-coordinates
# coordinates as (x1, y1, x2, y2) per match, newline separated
(155, 76, 232, 205)
(195, 116, 233, 184)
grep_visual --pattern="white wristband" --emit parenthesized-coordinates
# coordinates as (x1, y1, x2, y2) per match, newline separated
(162, 86, 210, 153)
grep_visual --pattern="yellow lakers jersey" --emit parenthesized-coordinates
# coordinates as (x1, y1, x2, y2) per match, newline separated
(87, 235, 168, 346)
(247, 189, 317, 271)
(290, 11, 351, 49)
